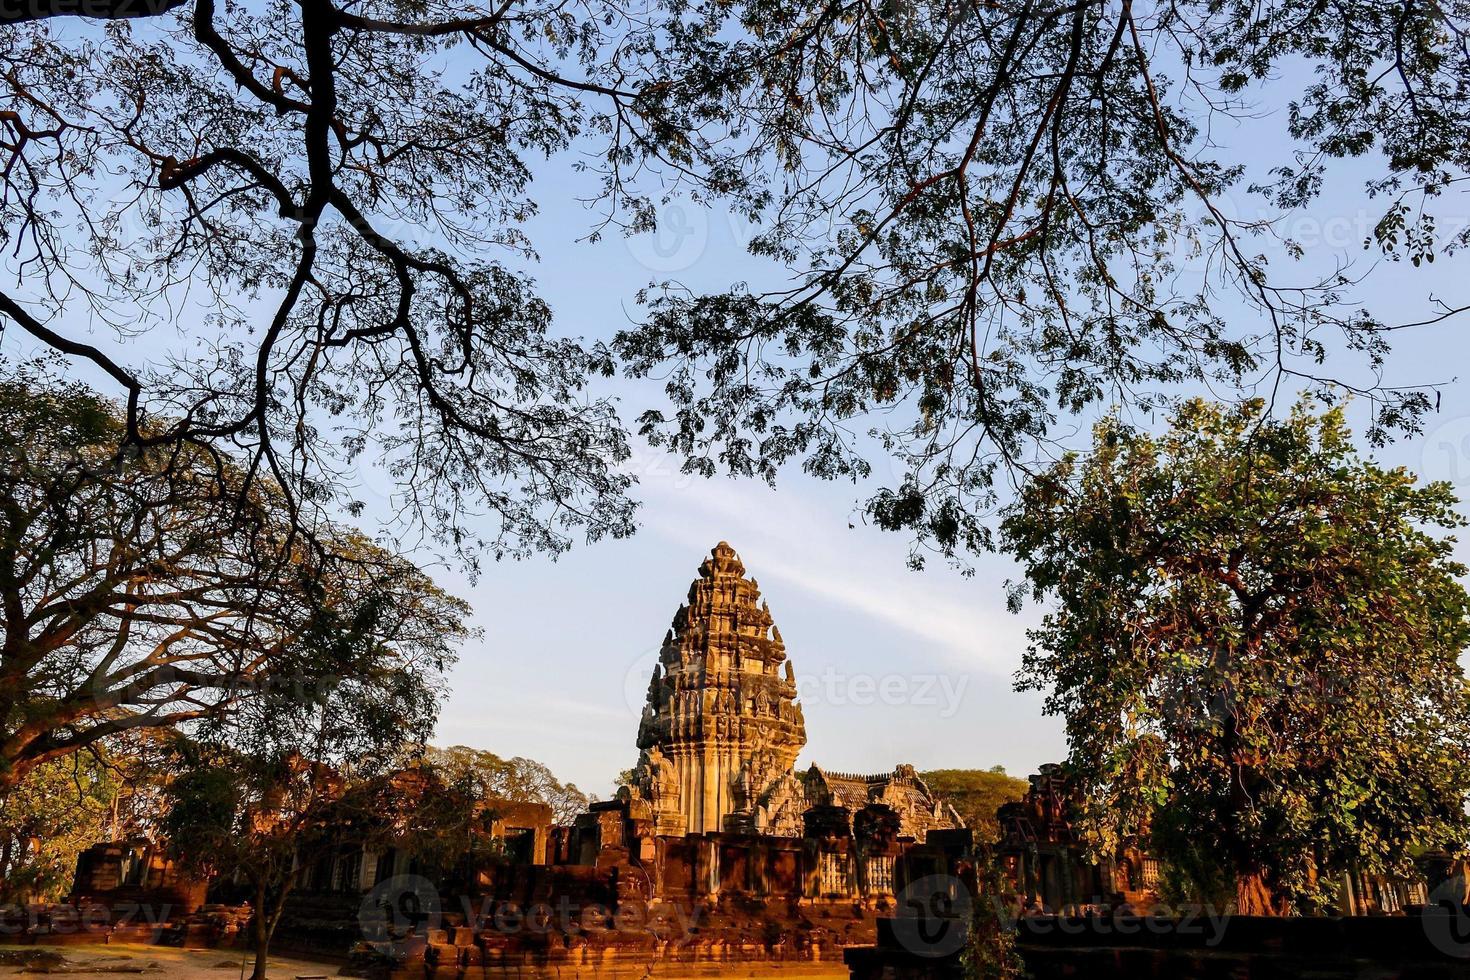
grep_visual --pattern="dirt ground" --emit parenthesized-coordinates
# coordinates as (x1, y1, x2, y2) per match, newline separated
(0, 944, 339, 980)
(0, 945, 855, 980)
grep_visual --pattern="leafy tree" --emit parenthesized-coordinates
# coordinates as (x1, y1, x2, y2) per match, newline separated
(0, 733, 171, 903)
(4, 0, 1468, 568)
(921, 767, 1029, 845)
(426, 744, 591, 824)
(0, 754, 114, 903)
(967, 861, 1025, 980)
(0, 365, 470, 793)
(1002, 399, 1470, 914)
(164, 751, 479, 980)
(163, 607, 466, 980)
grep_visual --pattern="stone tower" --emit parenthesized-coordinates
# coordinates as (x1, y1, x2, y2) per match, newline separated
(632, 542, 806, 835)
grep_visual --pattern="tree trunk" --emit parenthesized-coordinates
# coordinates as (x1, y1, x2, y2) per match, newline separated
(250, 940, 270, 980)
(250, 883, 270, 980)
(1235, 869, 1285, 916)
(249, 879, 293, 980)
(0, 833, 14, 899)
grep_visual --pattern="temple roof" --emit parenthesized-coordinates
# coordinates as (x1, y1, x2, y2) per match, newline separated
(638, 542, 806, 757)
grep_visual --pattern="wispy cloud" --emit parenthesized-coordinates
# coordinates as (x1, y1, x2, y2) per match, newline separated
(638, 471, 1030, 674)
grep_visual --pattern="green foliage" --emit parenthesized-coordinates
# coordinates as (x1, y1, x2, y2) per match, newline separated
(162, 658, 468, 980)
(425, 745, 591, 824)
(1003, 398, 1470, 913)
(0, 730, 171, 903)
(965, 860, 1025, 980)
(921, 767, 1029, 844)
(1146, 812, 1238, 911)
(161, 750, 478, 889)
(0, 755, 115, 903)
(162, 744, 491, 978)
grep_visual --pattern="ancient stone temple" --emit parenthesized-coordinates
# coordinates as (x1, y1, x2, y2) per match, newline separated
(803, 764, 962, 842)
(53, 541, 977, 975)
(631, 541, 808, 836)
(629, 542, 960, 843)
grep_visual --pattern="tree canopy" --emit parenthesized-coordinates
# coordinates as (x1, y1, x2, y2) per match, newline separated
(0, 365, 470, 792)
(920, 767, 1030, 845)
(425, 744, 592, 824)
(615, 0, 1470, 565)
(160, 579, 469, 980)
(2, 0, 679, 563)
(3, 0, 1467, 566)
(1003, 399, 1470, 914)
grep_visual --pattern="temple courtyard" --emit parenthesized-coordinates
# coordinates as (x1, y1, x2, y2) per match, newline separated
(0, 945, 333, 979)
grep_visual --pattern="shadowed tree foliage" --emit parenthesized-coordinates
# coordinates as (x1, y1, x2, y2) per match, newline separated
(0, 365, 470, 793)
(0, 730, 172, 903)
(1003, 399, 1470, 914)
(3, 0, 1467, 567)
(161, 579, 465, 980)
(164, 753, 479, 980)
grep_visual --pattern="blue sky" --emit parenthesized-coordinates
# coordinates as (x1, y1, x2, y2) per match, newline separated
(365, 188, 1067, 793)
(416, 138, 1470, 798)
(5, 35, 1469, 799)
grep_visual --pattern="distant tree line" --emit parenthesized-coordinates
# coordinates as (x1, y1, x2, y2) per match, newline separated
(921, 767, 1030, 845)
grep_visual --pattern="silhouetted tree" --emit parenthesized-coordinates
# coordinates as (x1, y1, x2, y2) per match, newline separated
(0, 366, 470, 792)
(1, 0, 708, 563)
(3, 0, 1467, 566)
(616, 0, 1470, 567)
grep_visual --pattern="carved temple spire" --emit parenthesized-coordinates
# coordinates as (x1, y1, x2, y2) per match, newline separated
(632, 542, 807, 835)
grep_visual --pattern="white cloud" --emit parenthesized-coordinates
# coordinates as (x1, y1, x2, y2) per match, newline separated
(638, 470, 1029, 674)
